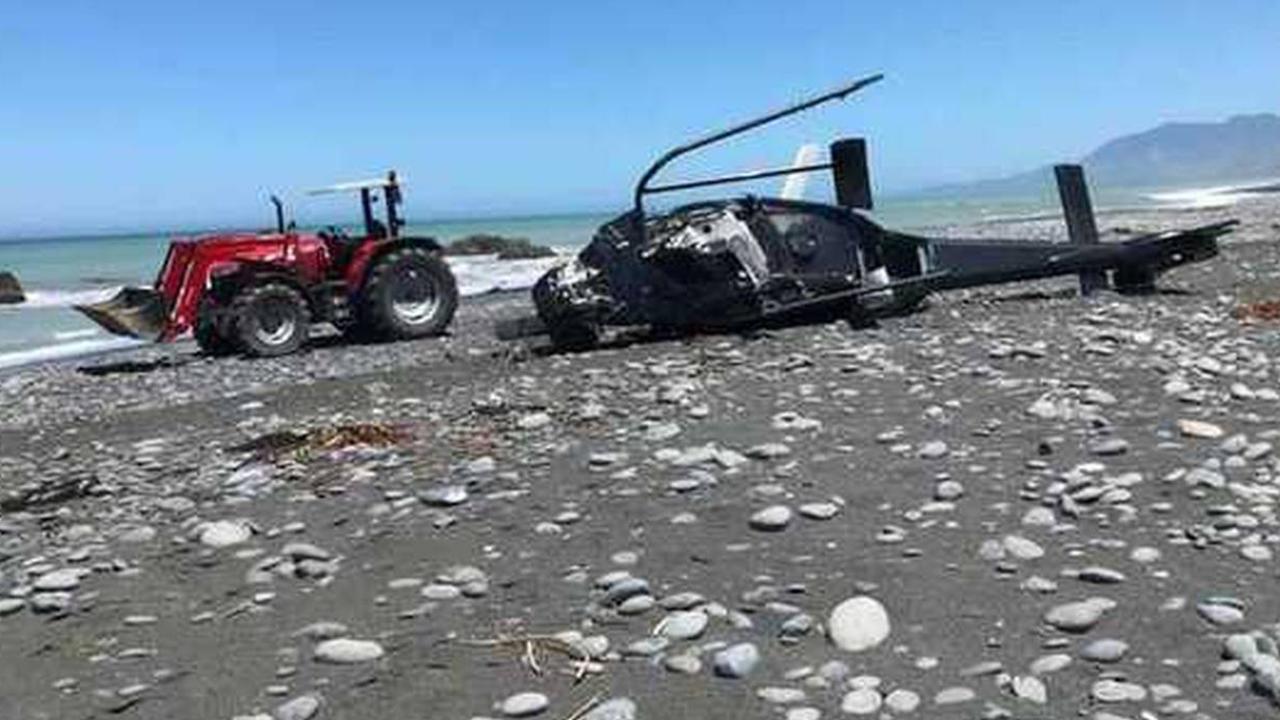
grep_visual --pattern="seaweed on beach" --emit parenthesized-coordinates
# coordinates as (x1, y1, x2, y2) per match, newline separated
(1233, 300, 1280, 322)
(229, 422, 412, 460)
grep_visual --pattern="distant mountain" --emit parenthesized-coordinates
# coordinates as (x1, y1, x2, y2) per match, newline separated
(920, 113, 1280, 197)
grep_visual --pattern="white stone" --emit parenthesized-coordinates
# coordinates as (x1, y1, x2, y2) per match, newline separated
(883, 688, 920, 713)
(581, 698, 636, 720)
(199, 520, 252, 548)
(750, 505, 793, 531)
(501, 692, 550, 717)
(313, 638, 385, 664)
(1003, 535, 1045, 560)
(1012, 675, 1047, 704)
(658, 610, 708, 640)
(33, 569, 82, 592)
(828, 596, 891, 652)
(1178, 419, 1225, 439)
(712, 643, 760, 678)
(840, 688, 881, 715)
(274, 693, 322, 720)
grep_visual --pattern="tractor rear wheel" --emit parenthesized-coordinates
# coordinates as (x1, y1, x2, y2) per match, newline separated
(194, 302, 238, 356)
(359, 246, 458, 340)
(230, 283, 310, 357)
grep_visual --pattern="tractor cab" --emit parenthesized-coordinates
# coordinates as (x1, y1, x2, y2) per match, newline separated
(307, 170, 405, 239)
(303, 171, 407, 273)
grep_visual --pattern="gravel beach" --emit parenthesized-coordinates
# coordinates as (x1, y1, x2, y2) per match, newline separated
(2, 197, 1279, 720)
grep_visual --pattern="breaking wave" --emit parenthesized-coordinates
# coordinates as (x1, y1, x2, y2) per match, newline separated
(8, 287, 122, 309)
(446, 253, 567, 296)
(1146, 179, 1280, 209)
(0, 337, 144, 371)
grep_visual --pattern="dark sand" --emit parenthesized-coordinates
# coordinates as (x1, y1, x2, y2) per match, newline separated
(1, 198, 1279, 720)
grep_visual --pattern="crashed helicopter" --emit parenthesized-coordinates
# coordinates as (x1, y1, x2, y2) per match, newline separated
(497, 73, 1236, 350)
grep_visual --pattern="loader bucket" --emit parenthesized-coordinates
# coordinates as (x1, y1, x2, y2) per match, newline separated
(74, 287, 168, 341)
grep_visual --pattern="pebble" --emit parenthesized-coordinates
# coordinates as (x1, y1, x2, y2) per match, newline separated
(1197, 602, 1244, 626)
(934, 480, 965, 500)
(581, 698, 636, 720)
(33, 569, 81, 592)
(757, 687, 806, 704)
(1178, 419, 1225, 439)
(828, 596, 891, 652)
(418, 485, 469, 506)
(1077, 567, 1126, 584)
(1013, 675, 1047, 704)
(658, 610, 708, 640)
(840, 688, 881, 715)
(933, 686, 975, 705)
(274, 693, 322, 720)
(749, 505, 793, 531)
(1241, 544, 1273, 562)
(1030, 653, 1072, 675)
(1091, 679, 1147, 702)
(0, 598, 25, 616)
(1088, 438, 1129, 456)
(713, 642, 760, 678)
(883, 688, 920, 713)
(1130, 546, 1161, 563)
(1003, 535, 1044, 560)
(1044, 598, 1113, 632)
(200, 520, 252, 548)
(798, 502, 840, 520)
(1080, 638, 1129, 662)
(500, 692, 550, 717)
(663, 654, 702, 674)
(918, 441, 948, 459)
(1022, 507, 1056, 527)
(313, 638, 385, 664)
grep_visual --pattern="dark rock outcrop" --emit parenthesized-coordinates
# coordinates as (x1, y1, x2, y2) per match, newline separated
(0, 271, 23, 304)
(444, 235, 556, 260)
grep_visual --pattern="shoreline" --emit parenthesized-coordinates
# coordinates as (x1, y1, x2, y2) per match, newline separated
(0, 193, 1260, 376)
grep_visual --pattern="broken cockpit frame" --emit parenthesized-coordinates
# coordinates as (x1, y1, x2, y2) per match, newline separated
(497, 73, 1237, 350)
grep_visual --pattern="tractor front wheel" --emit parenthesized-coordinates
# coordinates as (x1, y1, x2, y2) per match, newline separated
(359, 247, 458, 340)
(231, 283, 310, 357)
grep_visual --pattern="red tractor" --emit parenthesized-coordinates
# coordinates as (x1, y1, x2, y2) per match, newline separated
(77, 171, 458, 357)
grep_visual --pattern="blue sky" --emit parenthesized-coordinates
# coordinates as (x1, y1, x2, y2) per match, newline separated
(1, 0, 1277, 236)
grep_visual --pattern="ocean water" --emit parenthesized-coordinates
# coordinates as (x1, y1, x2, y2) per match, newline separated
(0, 183, 1254, 369)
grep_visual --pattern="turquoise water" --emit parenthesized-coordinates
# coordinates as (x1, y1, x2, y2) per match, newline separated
(0, 187, 1199, 368)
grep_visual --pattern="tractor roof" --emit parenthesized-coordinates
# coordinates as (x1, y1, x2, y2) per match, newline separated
(307, 175, 401, 196)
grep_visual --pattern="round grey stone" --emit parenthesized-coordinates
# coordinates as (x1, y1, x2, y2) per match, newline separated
(1080, 638, 1129, 663)
(841, 688, 881, 715)
(712, 642, 760, 678)
(883, 688, 921, 713)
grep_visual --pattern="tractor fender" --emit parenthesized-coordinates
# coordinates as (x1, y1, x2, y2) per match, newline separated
(346, 236, 445, 294)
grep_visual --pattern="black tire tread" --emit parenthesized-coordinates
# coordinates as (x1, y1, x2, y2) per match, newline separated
(358, 246, 458, 340)
(230, 283, 310, 358)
